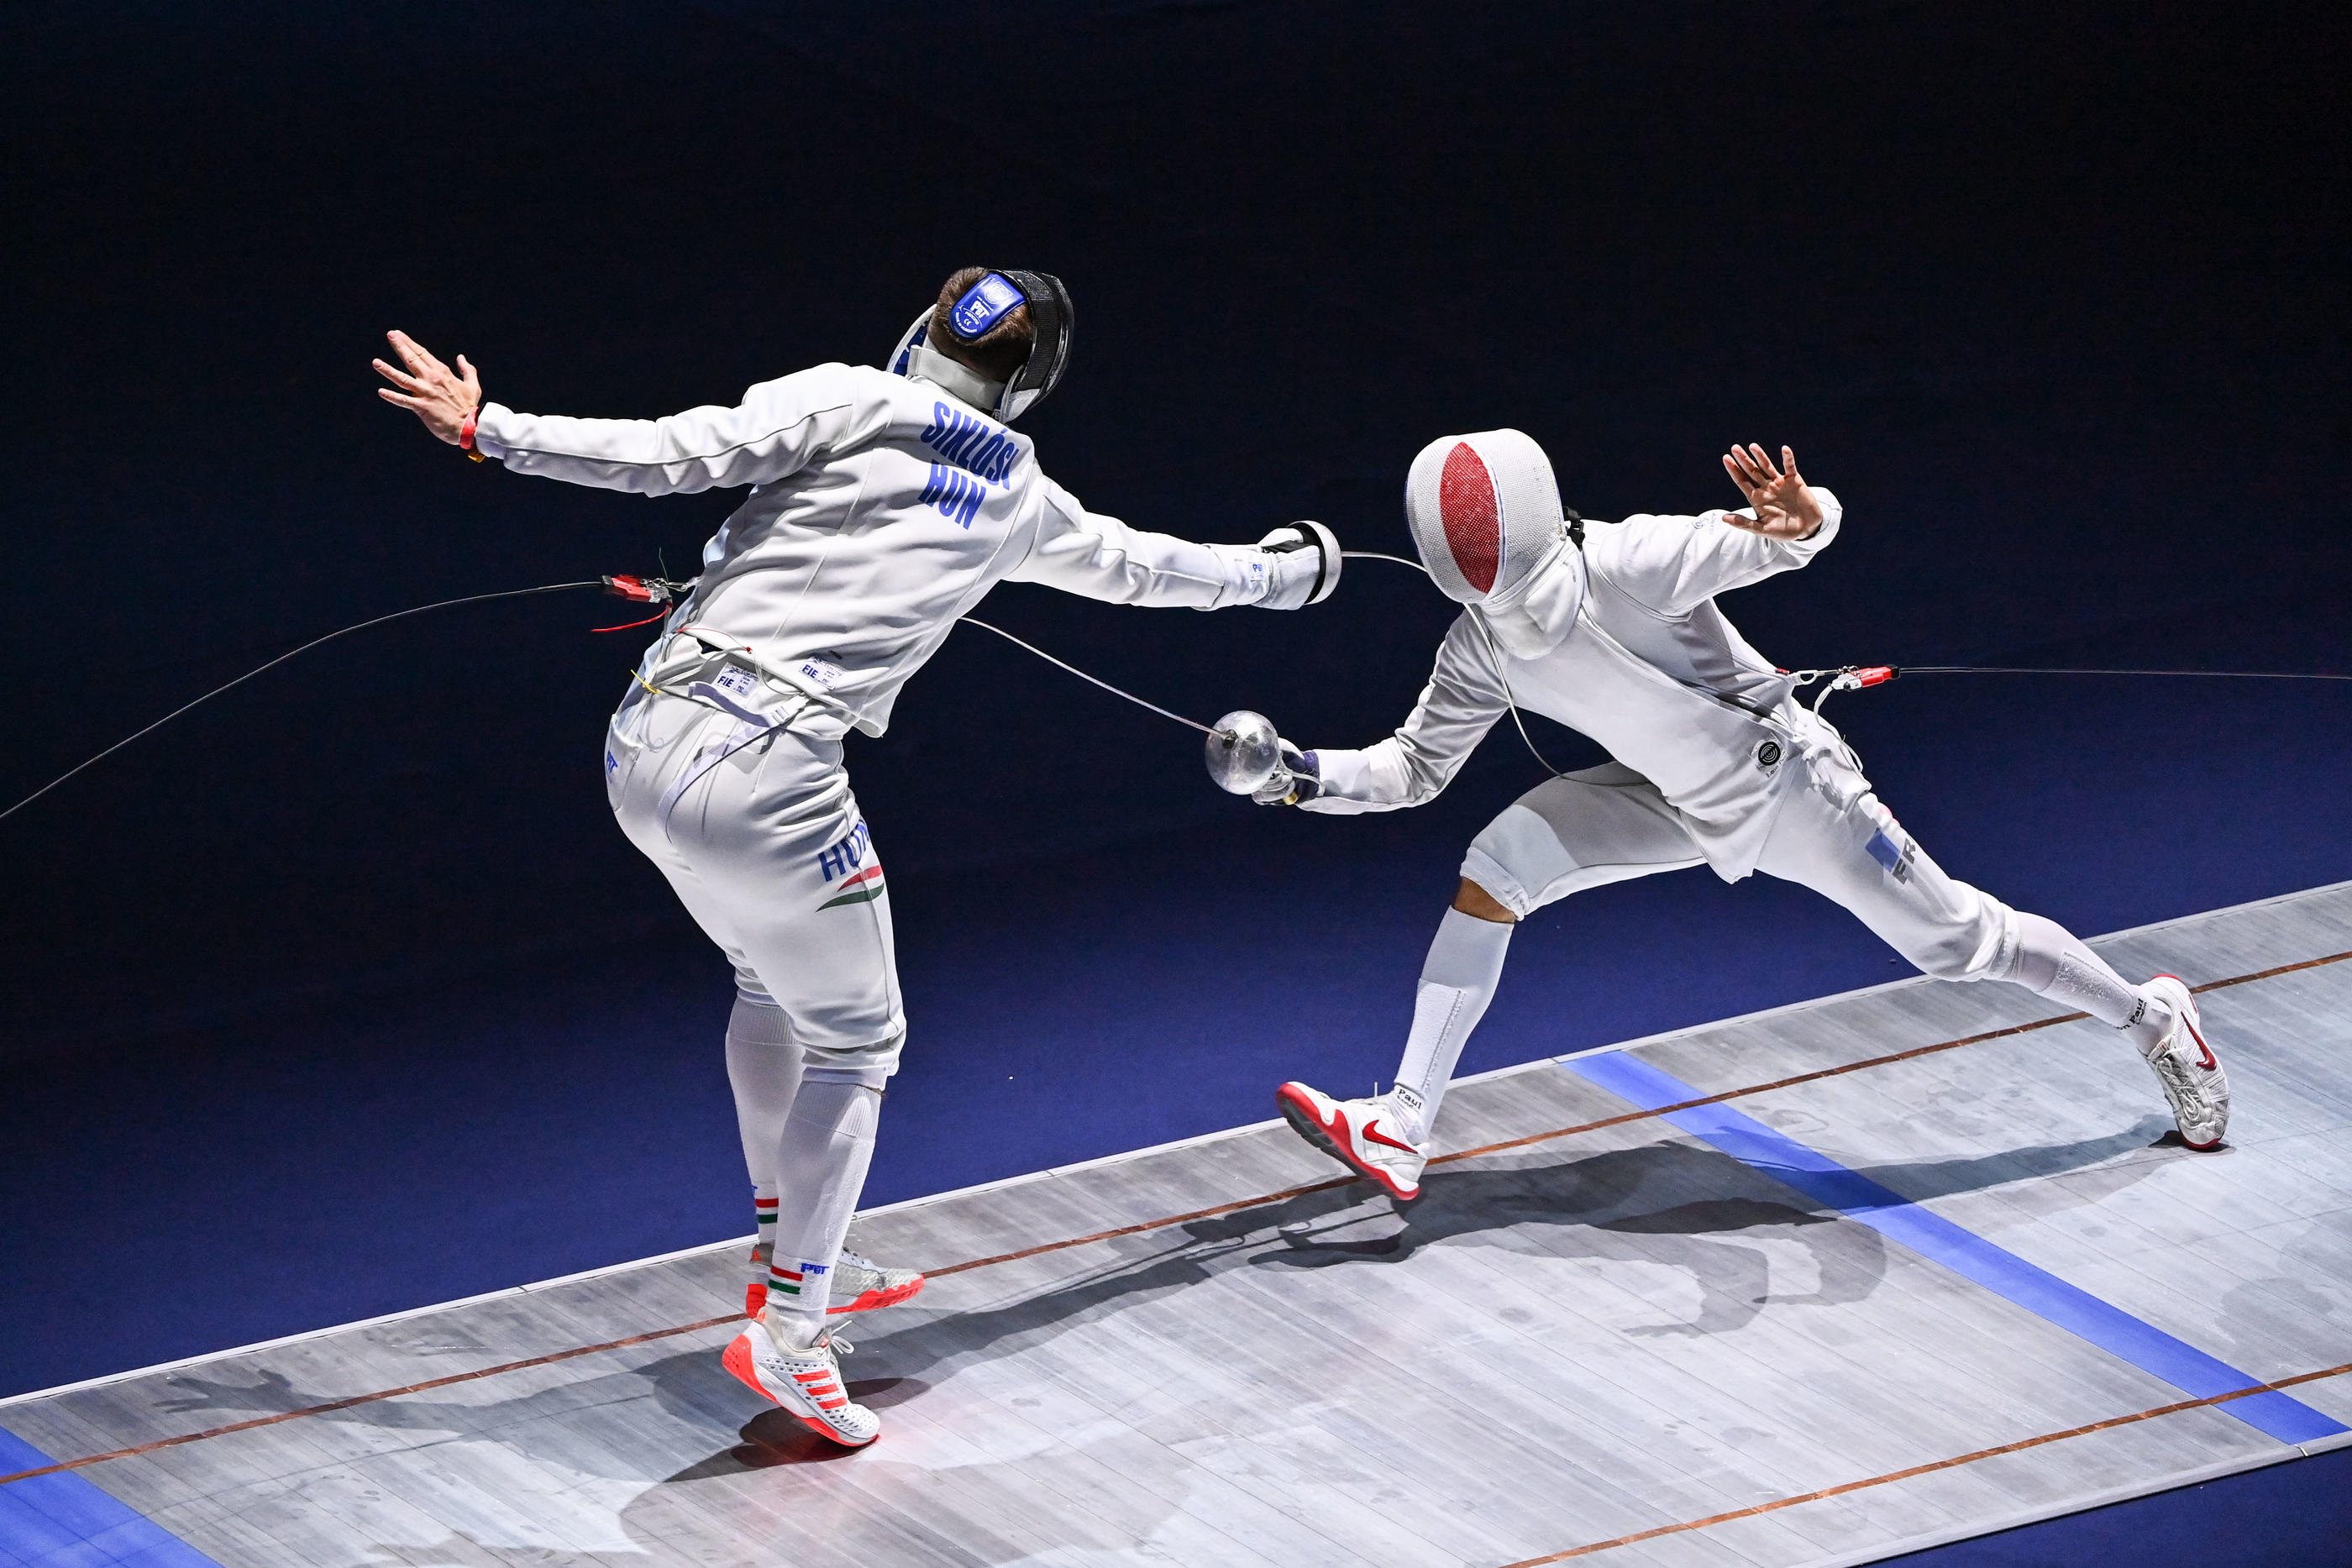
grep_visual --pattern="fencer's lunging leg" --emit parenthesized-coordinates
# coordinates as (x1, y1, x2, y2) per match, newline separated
(764, 1069, 885, 1349)
(724, 994, 801, 1315)
(1278, 764, 1705, 1201)
(1389, 902, 1515, 1143)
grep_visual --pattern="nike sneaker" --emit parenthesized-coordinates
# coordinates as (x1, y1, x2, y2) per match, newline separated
(1276, 1081, 1430, 1201)
(2140, 974, 2230, 1151)
(721, 1318, 880, 1449)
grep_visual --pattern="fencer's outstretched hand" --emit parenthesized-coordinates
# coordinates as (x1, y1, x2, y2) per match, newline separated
(1252, 743, 1321, 806)
(1719, 443, 1824, 540)
(373, 330, 483, 445)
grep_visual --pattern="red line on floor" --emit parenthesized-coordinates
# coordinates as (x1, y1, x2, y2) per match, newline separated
(4, 947, 2343, 1487)
(1494, 1362, 2352, 1565)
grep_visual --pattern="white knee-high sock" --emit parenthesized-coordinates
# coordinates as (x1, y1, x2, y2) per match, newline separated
(2005, 912, 2173, 1051)
(765, 1076, 881, 1347)
(1388, 909, 1515, 1145)
(725, 994, 802, 1273)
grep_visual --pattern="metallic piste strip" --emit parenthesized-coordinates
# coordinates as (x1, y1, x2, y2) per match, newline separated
(4, 946, 2344, 1487)
(1495, 1361, 2352, 1566)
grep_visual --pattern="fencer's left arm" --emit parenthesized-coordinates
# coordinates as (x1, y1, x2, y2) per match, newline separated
(1607, 443, 1842, 615)
(373, 333, 890, 496)
(472, 366, 897, 497)
(1007, 482, 1340, 610)
(1606, 486, 1843, 616)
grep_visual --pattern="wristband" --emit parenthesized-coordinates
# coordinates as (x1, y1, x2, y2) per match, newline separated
(459, 409, 479, 450)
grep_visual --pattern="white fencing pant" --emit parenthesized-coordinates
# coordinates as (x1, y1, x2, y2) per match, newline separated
(1462, 758, 2022, 983)
(606, 690, 900, 1335)
(606, 691, 905, 1075)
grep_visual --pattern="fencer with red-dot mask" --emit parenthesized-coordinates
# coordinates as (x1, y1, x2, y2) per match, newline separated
(1262, 428, 2230, 1204)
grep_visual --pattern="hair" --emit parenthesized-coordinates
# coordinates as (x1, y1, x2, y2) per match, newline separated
(929, 266, 1032, 384)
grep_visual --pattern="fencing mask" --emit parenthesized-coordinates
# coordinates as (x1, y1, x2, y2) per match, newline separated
(1404, 428, 1572, 606)
(887, 270, 1074, 424)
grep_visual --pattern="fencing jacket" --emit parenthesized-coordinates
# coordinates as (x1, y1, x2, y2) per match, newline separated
(1301, 492, 1844, 880)
(475, 362, 1285, 741)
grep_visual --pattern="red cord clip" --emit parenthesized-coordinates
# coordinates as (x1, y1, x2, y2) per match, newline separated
(1852, 666, 1901, 687)
(593, 574, 697, 632)
(604, 574, 660, 603)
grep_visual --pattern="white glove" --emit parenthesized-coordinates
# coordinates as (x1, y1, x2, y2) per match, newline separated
(1254, 521, 1341, 610)
(1252, 742, 1322, 805)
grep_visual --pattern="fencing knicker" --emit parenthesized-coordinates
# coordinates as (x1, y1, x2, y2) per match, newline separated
(604, 690, 905, 1077)
(1461, 755, 2019, 985)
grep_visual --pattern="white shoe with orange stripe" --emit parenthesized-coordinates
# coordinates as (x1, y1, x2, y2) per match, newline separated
(2140, 975, 2230, 1151)
(747, 1248, 925, 1319)
(721, 1318, 880, 1448)
(1276, 1081, 1430, 1201)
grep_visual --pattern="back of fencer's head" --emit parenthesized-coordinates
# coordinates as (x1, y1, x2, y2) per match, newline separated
(930, 267, 1035, 383)
(1404, 428, 1568, 606)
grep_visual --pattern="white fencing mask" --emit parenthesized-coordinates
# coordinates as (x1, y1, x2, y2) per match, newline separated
(1404, 428, 1570, 606)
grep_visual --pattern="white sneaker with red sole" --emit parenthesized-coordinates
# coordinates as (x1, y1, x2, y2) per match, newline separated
(1276, 1081, 1430, 1201)
(721, 1318, 880, 1448)
(745, 1249, 926, 1319)
(2141, 975, 2230, 1150)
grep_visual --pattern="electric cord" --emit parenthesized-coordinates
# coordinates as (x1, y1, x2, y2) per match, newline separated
(0, 582, 603, 825)
(8, 548, 2340, 827)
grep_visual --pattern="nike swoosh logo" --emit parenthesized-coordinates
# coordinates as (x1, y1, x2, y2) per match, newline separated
(1361, 1120, 1418, 1154)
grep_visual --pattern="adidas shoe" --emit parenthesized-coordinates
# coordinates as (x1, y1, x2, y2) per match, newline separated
(829, 1251, 926, 1315)
(721, 1318, 880, 1448)
(1276, 1081, 1429, 1201)
(2140, 975, 2230, 1151)
(746, 1249, 926, 1319)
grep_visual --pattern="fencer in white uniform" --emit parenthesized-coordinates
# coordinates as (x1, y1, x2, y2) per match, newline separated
(375, 269, 1342, 1447)
(1261, 429, 2230, 1203)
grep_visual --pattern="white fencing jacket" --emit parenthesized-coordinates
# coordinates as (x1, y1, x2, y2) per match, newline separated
(475, 363, 1286, 740)
(1302, 493, 1845, 880)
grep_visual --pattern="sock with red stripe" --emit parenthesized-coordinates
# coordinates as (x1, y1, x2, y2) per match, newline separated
(764, 1072, 882, 1348)
(727, 993, 801, 1313)
(744, 1188, 780, 1313)
(1388, 908, 1514, 1145)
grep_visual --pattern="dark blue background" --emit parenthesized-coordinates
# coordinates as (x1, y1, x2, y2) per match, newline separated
(3, 3, 2349, 1558)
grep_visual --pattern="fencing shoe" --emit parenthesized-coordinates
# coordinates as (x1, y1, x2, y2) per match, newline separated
(828, 1250, 926, 1316)
(1277, 1081, 1429, 1201)
(2140, 975, 2230, 1151)
(744, 1239, 771, 1317)
(745, 1245, 925, 1319)
(722, 1318, 880, 1448)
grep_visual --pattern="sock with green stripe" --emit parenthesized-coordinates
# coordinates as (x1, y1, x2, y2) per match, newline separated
(746, 1188, 780, 1314)
(765, 1074, 881, 1349)
(726, 993, 801, 1314)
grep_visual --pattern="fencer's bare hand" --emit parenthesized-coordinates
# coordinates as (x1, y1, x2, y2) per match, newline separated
(373, 329, 482, 444)
(1719, 443, 1824, 540)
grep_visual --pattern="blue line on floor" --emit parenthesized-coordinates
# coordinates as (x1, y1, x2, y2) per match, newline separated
(1561, 1050, 2346, 1446)
(0, 1427, 223, 1566)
